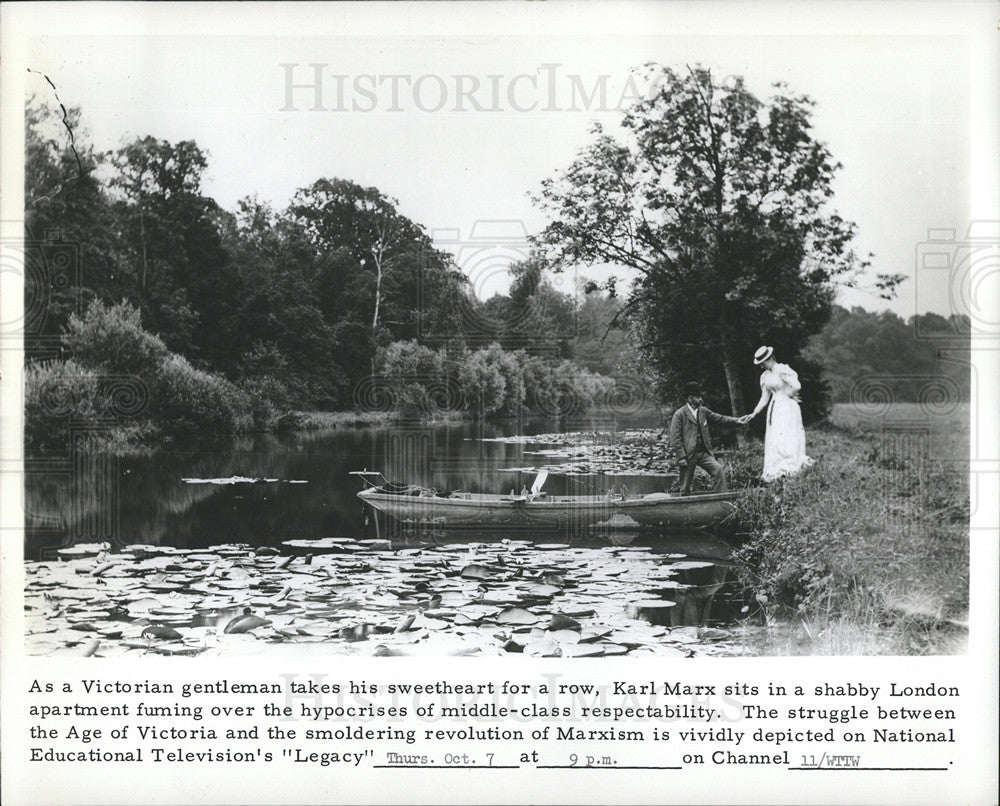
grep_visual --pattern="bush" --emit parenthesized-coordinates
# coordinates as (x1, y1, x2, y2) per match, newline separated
(154, 354, 248, 437)
(480, 343, 525, 416)
(380, 340, 451, 417)
(456, 348, 507, 418)
(24, 360, 101, 450)
(556, 359, 614, 412)
(522, 354, 557, 412)
(64, 299, 169, 377)
(241, 375, 303, 431)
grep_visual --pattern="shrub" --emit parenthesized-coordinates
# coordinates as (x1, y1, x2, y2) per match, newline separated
(556, 359, 614, 412)
(24, 360, 101, 449)
(241, 375, 303, 432)
(63, 299, 169, 376)
(522, 354, 557, 412)
(456, 348, 507, 418)
(154, 354, 248, 437)
(480, 343, 525, 416)
(380, 340, 452, 416)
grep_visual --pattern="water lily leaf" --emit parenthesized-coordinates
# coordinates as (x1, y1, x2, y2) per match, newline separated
(547, 614, 581, 631)
(224, 614, 271, 634)
(549, 629, 582, 645)
(75, 638, 101, 657)
(141, 625, 183, 641)
(460, 564, 490, 580)
(147, 582, 183, 592)
(628, 600, 677, 622)
(496, 607, 541, 626)
(561, 643, 604, 657)
(524, 637, 561, 657)
(57, 543, 110, 559)
(523, 583, 561, 596)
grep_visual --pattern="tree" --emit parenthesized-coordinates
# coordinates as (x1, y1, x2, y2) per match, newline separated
(24, 99, 123, 339)
(804, 305, 971, 403)
(286, 178, 468, 401)
(108, 136, 232, 358)
(534, 65, 901, 421)
(217, 197, 342, 406)
(474, 255, 578, 356)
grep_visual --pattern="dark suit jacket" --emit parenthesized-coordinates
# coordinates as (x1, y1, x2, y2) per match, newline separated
(668, 404, 740, 461)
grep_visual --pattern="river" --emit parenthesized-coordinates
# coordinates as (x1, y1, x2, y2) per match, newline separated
(23, 416, 751, 657)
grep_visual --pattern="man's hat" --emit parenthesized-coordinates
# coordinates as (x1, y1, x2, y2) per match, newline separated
(683, 381, 703, 397)
(753, 345, 774, 365)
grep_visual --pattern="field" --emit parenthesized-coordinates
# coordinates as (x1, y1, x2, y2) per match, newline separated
(725, 402, 969, 655)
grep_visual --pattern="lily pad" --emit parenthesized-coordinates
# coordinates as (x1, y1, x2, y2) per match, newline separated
(496, 607, 542, 626)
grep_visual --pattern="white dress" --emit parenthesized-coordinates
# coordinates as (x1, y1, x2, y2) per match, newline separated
(759, 363, 813, 482)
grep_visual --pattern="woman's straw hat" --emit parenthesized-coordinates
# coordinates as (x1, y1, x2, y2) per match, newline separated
(753, 345, 774, 365)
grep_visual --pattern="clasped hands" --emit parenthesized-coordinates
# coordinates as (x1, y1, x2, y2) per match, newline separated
(736, 413, 756, 425)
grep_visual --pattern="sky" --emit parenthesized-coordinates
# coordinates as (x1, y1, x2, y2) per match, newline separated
(17, 6, 984, 318)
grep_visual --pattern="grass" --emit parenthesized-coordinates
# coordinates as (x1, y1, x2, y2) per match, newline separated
(724, 402, 969, 655)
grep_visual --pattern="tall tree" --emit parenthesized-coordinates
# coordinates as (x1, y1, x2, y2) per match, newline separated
(534, 65, 901, 419)
(108, 136, 231, 359)
(286, 178, 468, 397)
(24, 99, 123, 341)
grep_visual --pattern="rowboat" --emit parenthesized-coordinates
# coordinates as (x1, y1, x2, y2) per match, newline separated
(352, 472, 737, 530)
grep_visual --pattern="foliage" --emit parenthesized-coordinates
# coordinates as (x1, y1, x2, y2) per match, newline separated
(286, 177, 470, 396)
(726, 417, 968, 654)
(24, 360, 101, 450)
(455, 347, 509, 418)
(804, 305, 971, 403)
(377, 340, 616, 419)
(380, 339, 449, 417)
(533, 65, 897, 420)
(63, 299, 169, 376)
(153, 354, 248, 437)
(477, 343, 526, 416)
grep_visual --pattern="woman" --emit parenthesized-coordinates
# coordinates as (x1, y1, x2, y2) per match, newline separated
(742, 346, 814, 481)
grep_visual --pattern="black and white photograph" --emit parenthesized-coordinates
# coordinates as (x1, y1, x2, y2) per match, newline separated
(1, 2, 997, 805)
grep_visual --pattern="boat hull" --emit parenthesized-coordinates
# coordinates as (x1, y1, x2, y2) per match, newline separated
(357, 489, 736, 530)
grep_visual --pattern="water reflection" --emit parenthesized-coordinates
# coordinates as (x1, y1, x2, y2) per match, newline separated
(26, 416, 673, 559)
(25, 417, 744, 648)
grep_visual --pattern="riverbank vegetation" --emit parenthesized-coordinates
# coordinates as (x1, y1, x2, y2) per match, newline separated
(26, 86, 968, 450)
(725, 403, 969, 655)
(24, 101, 631, 449)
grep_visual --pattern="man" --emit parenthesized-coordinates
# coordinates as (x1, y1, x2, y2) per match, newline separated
(668, 381, 746, 495)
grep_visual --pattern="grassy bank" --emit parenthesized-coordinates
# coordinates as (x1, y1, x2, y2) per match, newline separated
(724, 403, 969, 655)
